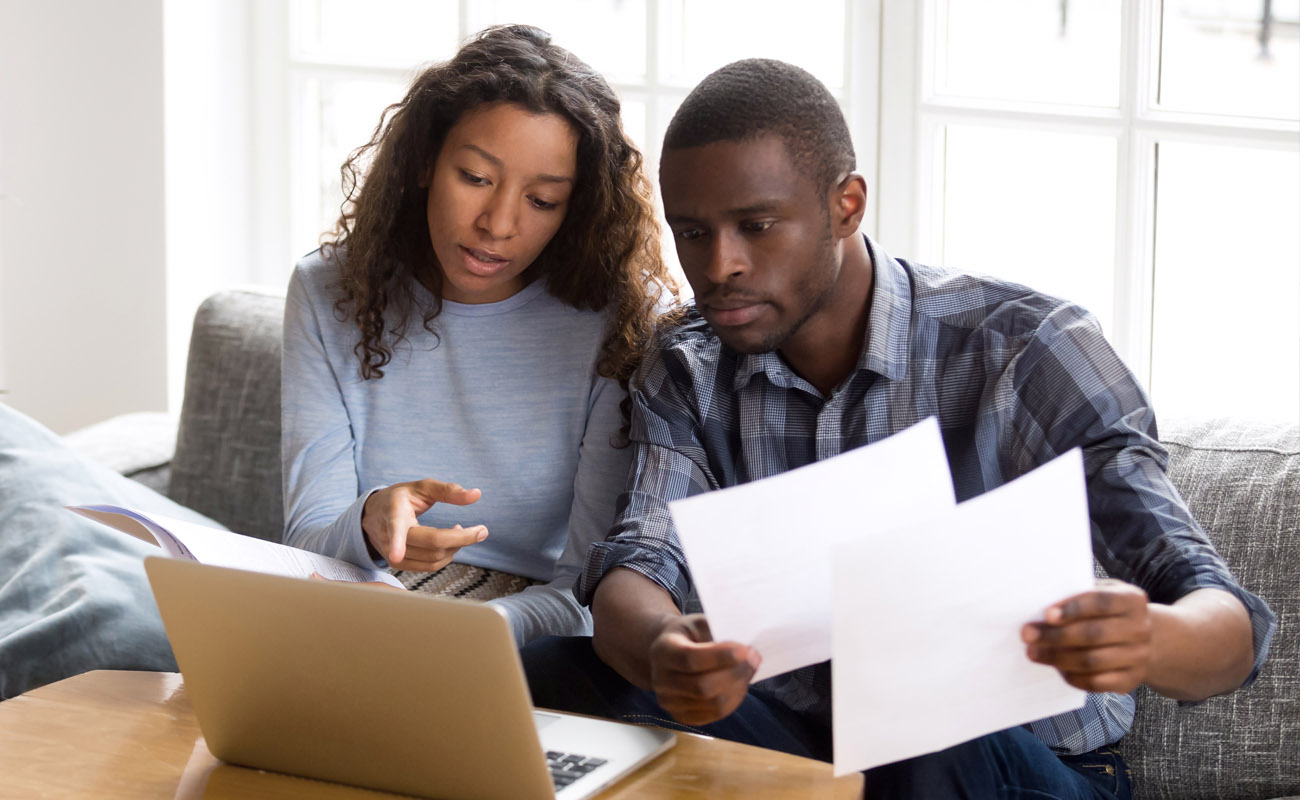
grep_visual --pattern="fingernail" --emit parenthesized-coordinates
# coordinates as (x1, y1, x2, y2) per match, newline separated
(453, 524, 462, 529)
(475, 528, 488, 542)
(746, 649, 761, 672)
(1045, 607, 1062, 624)
(1023, 626, 1040, 643)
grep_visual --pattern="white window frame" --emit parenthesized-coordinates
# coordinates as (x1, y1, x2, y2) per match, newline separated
(877, 0, 1299, 387)
(245, 0, 886, 284)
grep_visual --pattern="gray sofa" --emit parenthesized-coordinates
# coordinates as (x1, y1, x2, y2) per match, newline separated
(72, 290, 1300, 799)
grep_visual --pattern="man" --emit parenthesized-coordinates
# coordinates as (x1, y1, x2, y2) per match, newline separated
(523, 59, 1274, 798)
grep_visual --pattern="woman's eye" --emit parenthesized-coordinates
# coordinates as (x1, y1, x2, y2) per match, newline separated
(460, 170, 489, 185)
(675, 228, 705, 241)
(530, 196, 560, 211)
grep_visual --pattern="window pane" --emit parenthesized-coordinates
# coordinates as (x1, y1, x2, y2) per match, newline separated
(620, 98, 649, 164)
(1157, 0, 1300, 120)
(294, 76, 409, 252)
(935, 0, 1121, 108)
(937, 124, 1118, 335)
(660, 0, 846, 91)
(1150, 141, 1300, 423)
(466, 0, 647, 83)
(291, 0, 459, 68)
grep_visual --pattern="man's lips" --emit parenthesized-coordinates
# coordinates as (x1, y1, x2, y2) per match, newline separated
(701, 298, 766, 327)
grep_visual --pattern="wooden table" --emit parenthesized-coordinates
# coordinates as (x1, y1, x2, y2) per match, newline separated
(0, 671, 861, 798)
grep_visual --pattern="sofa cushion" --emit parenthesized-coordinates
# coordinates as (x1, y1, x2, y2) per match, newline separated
(1127, 417, 1299, 800)
(64, 411, 177, 494)
(169, 289, 285, 542)
(0, 402, 224, 699)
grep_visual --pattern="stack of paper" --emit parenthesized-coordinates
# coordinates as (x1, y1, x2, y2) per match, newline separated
(667, 417, 1094, 774)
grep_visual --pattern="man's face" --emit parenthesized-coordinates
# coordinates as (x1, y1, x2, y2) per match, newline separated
(660, 135, 839, 355)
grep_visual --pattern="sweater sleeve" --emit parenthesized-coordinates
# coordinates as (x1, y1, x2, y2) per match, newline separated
(280, 262, 385, 569)
(486, 373, 633, 646)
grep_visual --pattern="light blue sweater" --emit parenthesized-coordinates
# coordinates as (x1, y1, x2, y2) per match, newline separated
(281, 250, 632, 645)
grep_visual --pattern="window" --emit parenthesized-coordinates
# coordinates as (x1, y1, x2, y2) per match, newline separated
(239, 0, 1297, 423)
(879, 0, 1299, 423)
(260, 0, 876, 285)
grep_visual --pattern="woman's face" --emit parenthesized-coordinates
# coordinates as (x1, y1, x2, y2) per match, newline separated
(424, 102, 579, 304)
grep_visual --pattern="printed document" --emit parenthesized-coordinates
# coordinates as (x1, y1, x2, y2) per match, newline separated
(668, 417, 956, 682)
(830, 449, 1093, 773)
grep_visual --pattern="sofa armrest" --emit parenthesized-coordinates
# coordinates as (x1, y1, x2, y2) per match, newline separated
(168, 289, 286, 542)
(63, 411, 177, 495)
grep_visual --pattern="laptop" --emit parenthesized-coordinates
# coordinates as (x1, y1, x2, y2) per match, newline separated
(144, 557, 675, 799)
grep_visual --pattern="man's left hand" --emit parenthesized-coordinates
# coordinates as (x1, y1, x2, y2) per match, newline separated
(1022, 578, 1152, 694)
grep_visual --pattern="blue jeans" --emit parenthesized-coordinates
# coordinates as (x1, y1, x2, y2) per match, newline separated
(520, 636, 1132, 799)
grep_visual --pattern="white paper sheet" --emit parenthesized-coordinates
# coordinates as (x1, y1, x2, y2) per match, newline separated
(668, 417, 956, 682)
(69, 504, 403, 587)
(830, 449, 1094, 774)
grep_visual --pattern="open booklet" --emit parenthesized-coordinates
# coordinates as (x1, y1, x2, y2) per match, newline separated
(68, 504, 403, 588)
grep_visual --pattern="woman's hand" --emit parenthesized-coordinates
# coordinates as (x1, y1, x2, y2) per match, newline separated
(362, 479, 487, 570)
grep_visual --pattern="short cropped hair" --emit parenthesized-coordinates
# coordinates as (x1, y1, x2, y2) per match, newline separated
(662, 58, 855, 195)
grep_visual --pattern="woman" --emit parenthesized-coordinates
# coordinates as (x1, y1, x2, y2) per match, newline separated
(281, 25, 676, 645)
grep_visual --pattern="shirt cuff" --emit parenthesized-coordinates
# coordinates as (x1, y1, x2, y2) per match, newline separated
(576, 541, 692, 611)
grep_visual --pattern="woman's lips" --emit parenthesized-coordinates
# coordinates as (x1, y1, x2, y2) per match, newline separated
(704, 302, 764, 327)
(460, 245, 510, 277)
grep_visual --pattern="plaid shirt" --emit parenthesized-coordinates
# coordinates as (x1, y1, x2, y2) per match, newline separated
(577, 236, 1275, 755)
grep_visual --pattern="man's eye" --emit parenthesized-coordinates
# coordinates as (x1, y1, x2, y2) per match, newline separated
(741, 220, 774, 233)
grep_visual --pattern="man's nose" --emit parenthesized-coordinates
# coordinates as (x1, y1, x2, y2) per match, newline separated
(702, 230, 749, 285)
(476, 191, 518, 240)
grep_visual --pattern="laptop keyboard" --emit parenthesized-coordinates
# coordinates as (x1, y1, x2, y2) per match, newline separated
(546, 750, 607, 790)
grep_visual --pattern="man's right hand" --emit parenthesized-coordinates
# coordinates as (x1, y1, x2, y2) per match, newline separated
(647, 614, 761, 726)
(361, 479, 486, 570)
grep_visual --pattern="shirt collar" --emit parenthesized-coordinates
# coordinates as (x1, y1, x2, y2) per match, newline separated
(731, 235, 913, 392)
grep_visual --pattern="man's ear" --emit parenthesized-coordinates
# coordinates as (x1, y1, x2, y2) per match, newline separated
(829, 172, 868, 239)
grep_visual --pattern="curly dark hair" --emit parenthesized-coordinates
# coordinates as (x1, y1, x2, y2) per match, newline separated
(323, 24, 676, 395)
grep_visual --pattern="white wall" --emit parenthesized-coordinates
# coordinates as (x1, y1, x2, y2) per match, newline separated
(0, 0, 168, 434)
(163, 0, 261, 414)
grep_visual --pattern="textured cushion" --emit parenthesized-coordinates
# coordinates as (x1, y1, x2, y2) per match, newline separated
(64, 411, 177, 494)
(0, 402, 224, 698)
(1126, 417, 1299, 800)
(169, 289, 285, 542)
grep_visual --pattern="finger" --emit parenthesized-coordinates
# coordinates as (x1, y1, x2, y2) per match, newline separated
(382, 495, 422, 564)
(1044, 585, 1146, 624)
(387, 522, 409, 565)
(388, 555, 456, 572)
(658, 659, 756, 704)
(656, 637, 752, 676)
(1027, 642, 1150, 675)
(403, 524, 488, 552)
(1060, 667, 1144, 695)
(1024, 616, 1150, 649)
(657, 694, 746, 727)
(408, 479, 483, 508)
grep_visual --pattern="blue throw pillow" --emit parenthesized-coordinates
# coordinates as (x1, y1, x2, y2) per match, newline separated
(0, 402, 227, 698)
